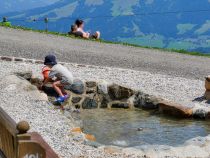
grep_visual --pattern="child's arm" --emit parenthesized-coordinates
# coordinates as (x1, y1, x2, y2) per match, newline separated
(39, 78, 50, 90)
(40, 67, 52, 89)
(42, 78, 51, 86)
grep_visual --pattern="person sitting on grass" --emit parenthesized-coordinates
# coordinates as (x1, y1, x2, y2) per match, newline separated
(68, 24, 83, 38)
(41, 54, 74, 103)
(75, 19, 100, 39)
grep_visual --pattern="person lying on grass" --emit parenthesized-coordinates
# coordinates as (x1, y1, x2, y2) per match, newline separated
(74, 19, 100, 39)
(40, 54, 73, 103)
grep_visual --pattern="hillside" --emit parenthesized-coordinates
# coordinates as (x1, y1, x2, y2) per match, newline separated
(1, 26, 210, 80)
(2, 0, 210, 53)
(0, 0, 59, 14)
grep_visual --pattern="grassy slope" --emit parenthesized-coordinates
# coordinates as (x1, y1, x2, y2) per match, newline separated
(0, 22, 210, 57)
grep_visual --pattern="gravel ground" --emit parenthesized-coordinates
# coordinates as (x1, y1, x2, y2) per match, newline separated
(0, 60, 210, 157)
(1, 27, 210, 80)
(0, 60, 209, 116)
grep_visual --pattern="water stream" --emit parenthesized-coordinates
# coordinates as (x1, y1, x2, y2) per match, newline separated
(77, 109, 210, 147)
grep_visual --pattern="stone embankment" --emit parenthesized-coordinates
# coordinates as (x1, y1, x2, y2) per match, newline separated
(1, 56, 210, 157)
(31, 75, 210, 119)
(2, 54, 208, 119)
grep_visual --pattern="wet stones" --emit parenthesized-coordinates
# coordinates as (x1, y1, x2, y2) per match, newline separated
(26, 72, 209, 119)
(82, 98, 98, 109)
(111, 102, 129, 109)
(72, 97, 82, 104)
(65, 79, 85, 94)
(86, 87, 97, 94)
(99, 95, 110, 108)
(134, 91, 160, 109)
(86, 81, 97, 88)
(193, 109, 208, 119)
(97, 80, 109, 94)
(108, 84, 134, 100)
(85, 134, 96, 141)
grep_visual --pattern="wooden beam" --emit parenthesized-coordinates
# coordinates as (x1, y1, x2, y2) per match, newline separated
(30, 132, 59, 158)
(0, 106, 18, 136)
(18, 140, 46, 158)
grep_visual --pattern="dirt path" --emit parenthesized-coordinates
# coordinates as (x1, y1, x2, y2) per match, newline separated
(0, 26, 209, 80)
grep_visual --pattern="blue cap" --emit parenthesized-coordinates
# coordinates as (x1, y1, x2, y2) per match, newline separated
(44, 54, 57, 65)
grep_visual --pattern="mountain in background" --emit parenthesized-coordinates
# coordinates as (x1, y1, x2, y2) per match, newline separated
(0, 0, 59, 14)
(1, 0, 210, 53)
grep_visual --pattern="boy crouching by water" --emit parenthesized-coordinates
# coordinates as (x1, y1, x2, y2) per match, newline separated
(41, 54, 73, 103)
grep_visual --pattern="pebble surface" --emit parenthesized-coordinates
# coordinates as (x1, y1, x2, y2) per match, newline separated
(0, 60, 210, 157)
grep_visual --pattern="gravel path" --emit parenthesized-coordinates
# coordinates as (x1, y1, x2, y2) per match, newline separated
(1, 27, 210, 80)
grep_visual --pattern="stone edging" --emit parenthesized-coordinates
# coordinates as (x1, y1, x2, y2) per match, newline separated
(0, 55, 103, 69)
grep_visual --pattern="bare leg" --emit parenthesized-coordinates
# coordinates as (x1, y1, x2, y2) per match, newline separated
(61, 86, 67, 95)
(52, 81, 64, 97)
(95, 31, 100, 39)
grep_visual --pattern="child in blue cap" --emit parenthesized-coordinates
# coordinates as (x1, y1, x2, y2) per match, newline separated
(41, 54, 74, 103)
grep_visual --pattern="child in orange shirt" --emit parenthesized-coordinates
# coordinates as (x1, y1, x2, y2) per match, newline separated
(42, 65, 52, 86)
(40, 55, 73, 103)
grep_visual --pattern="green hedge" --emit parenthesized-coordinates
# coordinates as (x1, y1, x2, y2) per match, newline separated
(0, 22, 12, 27)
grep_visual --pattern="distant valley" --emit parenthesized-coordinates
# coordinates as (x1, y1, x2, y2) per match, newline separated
(1, 0, 210, 53)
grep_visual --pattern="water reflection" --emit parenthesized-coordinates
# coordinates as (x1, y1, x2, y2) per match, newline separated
(78, 109, 210, 147)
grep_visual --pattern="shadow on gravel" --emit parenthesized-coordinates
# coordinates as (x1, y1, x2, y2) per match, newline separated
(192, 96, 210, 104)
(193, 96, 206, 102)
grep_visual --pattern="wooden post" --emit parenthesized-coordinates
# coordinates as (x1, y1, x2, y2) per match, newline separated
(0, 107, 18, 158)
(205, 77, 210, 100)
(16, 121, 46, 158)
(0, 108, 58, 158)
(44, 18, 49, 32)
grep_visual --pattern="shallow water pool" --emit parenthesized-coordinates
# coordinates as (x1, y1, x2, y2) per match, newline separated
(77, 109, 210, 147)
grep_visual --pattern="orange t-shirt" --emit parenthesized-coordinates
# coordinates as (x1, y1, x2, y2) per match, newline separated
(42, 66, 51, 80)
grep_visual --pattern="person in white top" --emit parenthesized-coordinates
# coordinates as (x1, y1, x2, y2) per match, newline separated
(41, 54, 74, 103)
(75, 19, 100, 39)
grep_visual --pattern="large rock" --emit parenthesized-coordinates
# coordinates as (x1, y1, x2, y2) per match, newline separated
(158, 101, 193, 118)
(15, 71, 32, 80)
(82, 98, 98, 109)
(97, 80, 109, 94)
(108, 84, 134, 100)
(134, 91, 160, 109)
(30, 77, 42, 88)
(3, 75, 48, 102)
(65, 79, 85, 94)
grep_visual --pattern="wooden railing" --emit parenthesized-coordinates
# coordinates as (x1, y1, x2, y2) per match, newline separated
(0, 107, 59, 158)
